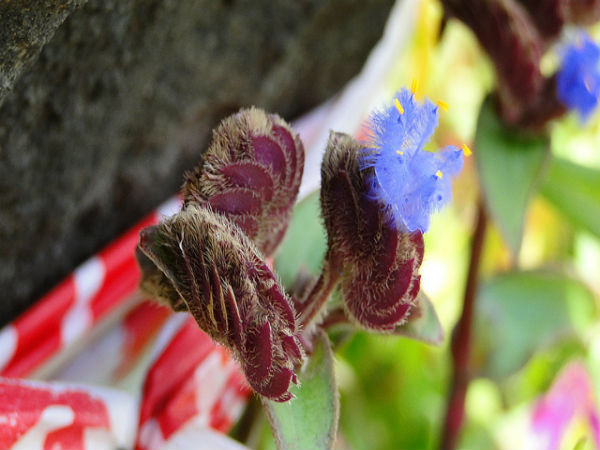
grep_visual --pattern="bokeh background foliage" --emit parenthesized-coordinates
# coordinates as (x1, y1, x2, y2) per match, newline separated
(274, 1, 600, 448)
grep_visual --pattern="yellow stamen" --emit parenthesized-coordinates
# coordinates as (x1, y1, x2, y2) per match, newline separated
(436, 170, 443, 179)
(396, 150, 404, 155)
(461, 144, 472, 156)
(411, 79, 419, 95)
(395, 98, 404, 115)
(437, 100, 449, 111)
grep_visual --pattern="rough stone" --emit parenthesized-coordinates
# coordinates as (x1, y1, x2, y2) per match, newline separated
(0, 0, 394, 324)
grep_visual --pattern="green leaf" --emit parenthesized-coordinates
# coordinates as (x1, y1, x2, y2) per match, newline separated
(275, 191, 327, 288)
(541, 156, 600, 239)
(473, 270, 596, 379)
(474, 98, 549, 254)
(265, 330, 339, 450)
(394, 292, 444, 345)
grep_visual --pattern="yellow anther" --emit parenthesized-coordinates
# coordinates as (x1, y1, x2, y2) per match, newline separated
(461, 144, 472, 156)
(395, 98, 404, 115)
(435, 170, 443, 179)
(396, 150, 404, 155)
(437, 100, 449, 111)
(411, 79, 419, 95)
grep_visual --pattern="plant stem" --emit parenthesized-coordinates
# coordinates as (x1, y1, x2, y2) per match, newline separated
(229, 396, 264, 446)
(319, 307, 348, 329)
(298, 256, 340, 329)
(439, 200, 487, 450)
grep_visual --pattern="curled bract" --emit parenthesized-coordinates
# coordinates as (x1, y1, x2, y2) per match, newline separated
(320, 132, 424, 331)
(183, 107, 304, 256)
(136, 204, 303, 401)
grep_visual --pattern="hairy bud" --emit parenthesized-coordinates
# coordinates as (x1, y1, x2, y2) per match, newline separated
(320, 132, 424, 331)
(443, 0, 545, 125)
(516, 0, 564, 39)
(183, 107, 304, 256)
(136, 204, 303, 402)
(564, 0, 600, 25)
(515, 75, 567, 130)
(516, 0, 600, 40)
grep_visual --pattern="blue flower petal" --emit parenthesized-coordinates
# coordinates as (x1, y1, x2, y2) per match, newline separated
(557, 33, 600, 121)
(360, 88, 465, 233)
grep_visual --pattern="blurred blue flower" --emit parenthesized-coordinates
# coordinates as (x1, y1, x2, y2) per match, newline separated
(360, 88, 466, 233)
(557, 33, 600, 121)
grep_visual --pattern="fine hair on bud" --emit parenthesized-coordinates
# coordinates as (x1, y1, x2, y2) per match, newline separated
(320, 132, 424, 331)
(182, 107, 304, 256)
(137, 204, 303, 402)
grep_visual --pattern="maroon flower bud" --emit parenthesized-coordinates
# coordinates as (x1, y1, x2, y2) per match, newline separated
(443, 0, 545, 125)
(182, 107, 304, 256)
(516, 0, 600, 40)
(136, 204, 303, 402)
(516, 0, 565, 40)
(516, 74, 567, 130)
(565, 0, 600, 25)
(318, 132, 424, 331)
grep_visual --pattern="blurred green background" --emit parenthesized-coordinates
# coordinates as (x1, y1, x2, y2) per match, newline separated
(273, 1, 600, 448)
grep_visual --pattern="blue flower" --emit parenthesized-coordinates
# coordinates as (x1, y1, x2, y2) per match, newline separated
(360, 88, 466, 233)
(557, 33, 600, 121)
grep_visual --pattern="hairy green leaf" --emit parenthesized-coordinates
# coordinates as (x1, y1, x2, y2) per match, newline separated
(265, 330, 339, 450)
(394, 292, 444, 345)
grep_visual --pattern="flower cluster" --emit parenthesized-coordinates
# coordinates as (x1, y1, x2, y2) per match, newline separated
(557, 33, 600, 120)
(137, 108, 304, 402)
(138, 91, 466, 398)
(319, 88, 466, 331)
(360, 88, 466, 233)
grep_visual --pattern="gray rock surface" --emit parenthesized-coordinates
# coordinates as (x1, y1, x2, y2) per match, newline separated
(0, 0, 394, 324)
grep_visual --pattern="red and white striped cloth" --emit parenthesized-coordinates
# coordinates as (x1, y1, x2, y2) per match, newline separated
(0, 375, 250, 450)
(0, 198, 181, 379)
(51, 300, 171, 385)
(0, 197, 251, 450)
(0, 377, 137, 450)
(136, 314, 250, 450)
